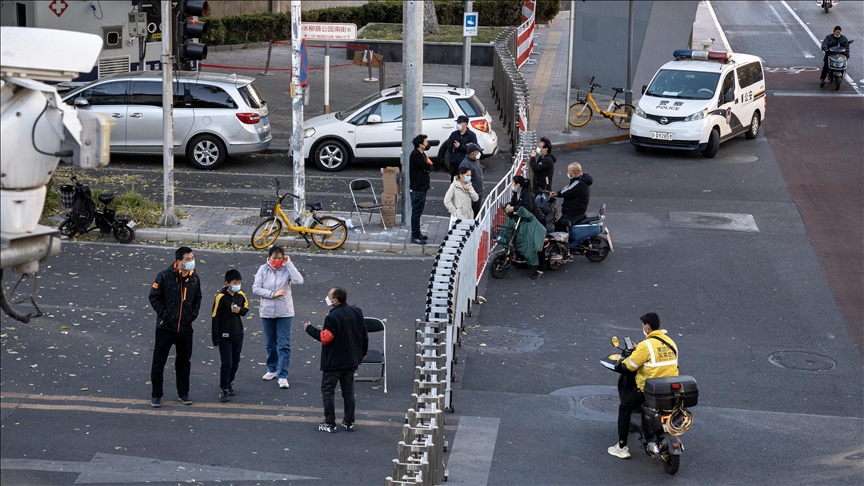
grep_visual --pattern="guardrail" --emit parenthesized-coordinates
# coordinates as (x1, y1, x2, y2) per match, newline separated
(491, 28, 531, 155)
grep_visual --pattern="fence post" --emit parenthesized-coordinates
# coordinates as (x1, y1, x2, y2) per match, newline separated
(260, 40, 274, 76)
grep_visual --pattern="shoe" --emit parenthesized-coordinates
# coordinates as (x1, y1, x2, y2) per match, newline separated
(530, 270, 544, 280)
(262, 371, 278, 381)
(178, 395, 193, 405)
(318, 422, 338, 433)
(228, 384, 235, 396)
(607, 443, 631, 459)
(278, 378, 289, 389)
(418, 233, 429, 240)
(219, 389, 230, 403)
(340, 421, 356, 432)
(411, 237, 426, 245)
(820, 79, 825, 87)
(150, 397, 162, 408)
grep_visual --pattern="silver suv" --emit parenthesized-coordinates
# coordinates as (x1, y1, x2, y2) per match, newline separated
(62, 71, 271, 169)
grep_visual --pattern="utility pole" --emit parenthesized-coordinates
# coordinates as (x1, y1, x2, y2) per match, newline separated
(461, 0, 473, 89)
(158, 0, 178, 227)
(625, 0, 634, 106)
(564, 0, 576, 133)
(290, 0, 305, 220)
(323, 42, 330, 113)
(401, 0, 423, 227)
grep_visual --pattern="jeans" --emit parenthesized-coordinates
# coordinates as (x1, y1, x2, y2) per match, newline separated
(262, 317, 292, 379)
(218, 339, 243, 390)
(321, 368, 356, 425)
(410, 190, 427, 237)
(151, 327, 193, 398)
(617, 387, 645, 445)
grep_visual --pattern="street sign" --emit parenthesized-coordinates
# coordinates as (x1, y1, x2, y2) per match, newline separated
(301, 23, 357, 41)
(463, 12, 478, 37)
(300, 40, 308, 86)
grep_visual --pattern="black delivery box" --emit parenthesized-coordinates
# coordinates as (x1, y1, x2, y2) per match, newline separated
(643, 375, 698, 410)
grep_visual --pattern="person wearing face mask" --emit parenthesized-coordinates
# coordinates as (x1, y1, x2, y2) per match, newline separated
(445, 115, 478, 179)
(252, 246, 304, 389)
(608, 312, 679, 459)
(443, 167, 479, 220)
(303, 287, 368, 433)
(211, 269, 249, 402)
(409, 134, 433, 244)
(505, 176, 548, 279)
(550, 162, 593, 232)
(820, 26, 850, 88)
(148, 246, 203, 408)
(459, 143, 486, 217)
(529, 137, 556, 193)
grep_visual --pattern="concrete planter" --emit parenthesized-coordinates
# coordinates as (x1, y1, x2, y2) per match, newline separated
(346, 24, 496, 67)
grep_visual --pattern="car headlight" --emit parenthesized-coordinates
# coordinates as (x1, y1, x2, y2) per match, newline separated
(303, 127, 316, 138)
(634, 106, 647, 118)
(684, 109, 707, 122)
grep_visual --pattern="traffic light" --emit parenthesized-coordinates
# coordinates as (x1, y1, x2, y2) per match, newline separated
(180, 0, 208, 63)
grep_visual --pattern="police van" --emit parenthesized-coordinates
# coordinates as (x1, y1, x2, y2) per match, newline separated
(630, 50, 766, 158)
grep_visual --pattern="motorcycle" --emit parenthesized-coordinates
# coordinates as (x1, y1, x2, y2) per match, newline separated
(601, 336, 698, 475)
(823, 39, 854, 90)
(816, 0, 836, 14)
(58, 174, 136, 244)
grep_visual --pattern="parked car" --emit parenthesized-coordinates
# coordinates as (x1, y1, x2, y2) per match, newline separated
(62, 71, 271, 169)
(302, 84, 499, 171)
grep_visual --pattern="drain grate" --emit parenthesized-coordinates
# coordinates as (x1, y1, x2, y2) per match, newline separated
(768, 351, 835, 371)
(463, 326, 543, 353)
(669, 212, 759, 233)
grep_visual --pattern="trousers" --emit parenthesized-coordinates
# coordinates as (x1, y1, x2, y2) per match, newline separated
(321, 368, 356, 425)
(617, 386, 645, 445)
(151, 327, 193, 398)
(262, 317, 292, 379)
(218, 339, 243, 390)
(410, 190, 427, 237)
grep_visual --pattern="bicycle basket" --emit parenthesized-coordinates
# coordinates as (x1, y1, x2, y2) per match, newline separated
(575, 90, 587, 103)
(260, 200, 277, 217)
(59, 185, 76, 208)
(495, 226, 515, 244)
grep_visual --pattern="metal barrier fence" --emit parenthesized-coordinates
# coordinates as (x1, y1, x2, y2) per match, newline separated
(491, 28, 531, 155)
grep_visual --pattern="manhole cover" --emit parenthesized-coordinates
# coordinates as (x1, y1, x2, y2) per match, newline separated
(580, 395, 619, 414)
(550, 385, 618, 422)
(463, 326, 543, 353)
(690, 215, 735, 226)
(669, 212, 760, 233)
(236, 216, 264, 226)
(768, 351, 835, 371)
(721, 154, 759, 164)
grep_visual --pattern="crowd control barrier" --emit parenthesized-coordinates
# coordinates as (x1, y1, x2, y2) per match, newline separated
(491, 28, 532, 155)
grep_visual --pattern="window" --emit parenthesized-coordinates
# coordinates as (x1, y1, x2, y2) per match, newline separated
(645, 70, 720, 100)
(456, 96, 486, 117)
(129, 81, 162, 107)
(189, 84, 236, 109)
(720, 72, 735, 98)
(76, 81, 128, 105)
(421, 97, 452, 120)
(372, 98, 403, 123)
(736, 63, 763, 88)
(238, 83, 266, 109)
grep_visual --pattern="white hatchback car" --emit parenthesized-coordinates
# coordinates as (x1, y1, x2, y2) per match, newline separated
(302, 84, 499, 171)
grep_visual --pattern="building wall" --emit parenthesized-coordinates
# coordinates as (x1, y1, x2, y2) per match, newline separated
(205, 0, 370, 18)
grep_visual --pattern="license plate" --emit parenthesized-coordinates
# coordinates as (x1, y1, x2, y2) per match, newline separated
(127, 221, 136, 228)
(651, 132, 673, 140)
(262, 115, 269, 126)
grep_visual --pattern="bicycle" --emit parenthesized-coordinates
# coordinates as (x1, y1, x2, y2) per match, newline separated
(568, 76, 635, 129)
(251, 178, 348, 250)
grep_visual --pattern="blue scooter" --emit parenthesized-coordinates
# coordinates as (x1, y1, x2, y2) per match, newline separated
(566, 204, 614, 262)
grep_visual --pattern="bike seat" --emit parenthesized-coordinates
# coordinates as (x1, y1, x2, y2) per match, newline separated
(579, 215, 601, 224)
(306, 202, 322, 211)
(98, 194, 115, 204)
(612, 87, 624, 93)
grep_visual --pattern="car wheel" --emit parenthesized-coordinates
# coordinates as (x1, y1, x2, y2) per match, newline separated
(745, 112, 760, 139)
(186, 134, 227, 170)
(701, 129, 720, 158)
(313, 140, 349, 172)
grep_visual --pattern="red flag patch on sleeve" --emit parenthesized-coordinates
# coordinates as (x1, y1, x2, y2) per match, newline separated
(152, 282, 159, 289)
(321, 329, 334, 345)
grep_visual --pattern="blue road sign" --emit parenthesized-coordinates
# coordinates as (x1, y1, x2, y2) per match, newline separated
(464, 12, 478, 37)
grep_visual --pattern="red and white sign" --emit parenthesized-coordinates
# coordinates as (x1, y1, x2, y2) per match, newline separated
(49, 0, 69, 17)
(301, 23, 357, 42)
(517, 0, 536, 67)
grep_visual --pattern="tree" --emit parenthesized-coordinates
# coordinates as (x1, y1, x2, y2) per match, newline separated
(423, 0, 440, 36)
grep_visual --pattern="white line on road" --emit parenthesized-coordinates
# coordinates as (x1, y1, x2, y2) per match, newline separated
(705, 1, 733, 53)
(779, 0, 863, 95)
(770, 91, 864, 97)
(766, 2, 814, 59)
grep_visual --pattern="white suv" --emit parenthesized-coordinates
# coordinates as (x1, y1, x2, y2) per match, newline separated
(302, 84, 499, 171)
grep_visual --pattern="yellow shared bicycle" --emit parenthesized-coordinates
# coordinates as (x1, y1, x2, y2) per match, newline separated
(569, 76, 635, 129)
(251, 178, 348, 250)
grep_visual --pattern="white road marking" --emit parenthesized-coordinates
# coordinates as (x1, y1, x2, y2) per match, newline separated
(766, 2, 815, 59)
(446, 416, 500, 486)
(769, 91, 863, 97)
(705, 1, 733, 53)
(779, 0, 863, 95)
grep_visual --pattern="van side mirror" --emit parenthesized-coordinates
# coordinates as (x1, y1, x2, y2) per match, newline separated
(367, 114, 382, 124)
(641, 85, 647, 95)
(74, 97, 90, 107)
(723, 91, 734, 104)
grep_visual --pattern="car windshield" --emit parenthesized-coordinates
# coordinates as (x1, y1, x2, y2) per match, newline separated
(645, 69, 720, 100)
(335, 92, 383, 120)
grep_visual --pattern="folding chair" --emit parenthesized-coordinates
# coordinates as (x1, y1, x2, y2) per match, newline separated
(356, 317, 387, 393)
(349, 178, 386, 232)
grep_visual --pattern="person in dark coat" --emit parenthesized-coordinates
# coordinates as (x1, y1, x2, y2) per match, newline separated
(506, 175, 544, 223)
(551, 162, 593, 232)
(409, 133, 433, 244)
(211, 269, 249, 402)
(304, 287, 369, 433)
(820, 26, 850, 87)
(445, 115, 478, 179)
(529, 137, 556, 192)
(459, 143, 485, 217)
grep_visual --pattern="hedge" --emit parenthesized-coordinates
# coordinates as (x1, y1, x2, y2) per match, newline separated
(205, 0, 559, 46)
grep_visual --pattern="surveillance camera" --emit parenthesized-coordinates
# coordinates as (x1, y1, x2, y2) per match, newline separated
(0, 27, 103, 82)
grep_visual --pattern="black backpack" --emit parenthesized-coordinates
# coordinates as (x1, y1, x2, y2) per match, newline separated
(71, 185, 96, 233)
(535, 193, 556, 232)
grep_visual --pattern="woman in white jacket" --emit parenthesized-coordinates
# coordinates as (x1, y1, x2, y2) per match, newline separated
(252, 246, 303, 389)
(443, 167, 479, 220)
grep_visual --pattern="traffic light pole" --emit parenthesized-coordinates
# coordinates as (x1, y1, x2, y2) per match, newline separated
(290, 0, 305, 221)
(401, 1, 423, 228)
(159, 0, 178, 227)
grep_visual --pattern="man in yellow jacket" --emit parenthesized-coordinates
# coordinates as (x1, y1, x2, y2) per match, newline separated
(608, 312, 679, 459)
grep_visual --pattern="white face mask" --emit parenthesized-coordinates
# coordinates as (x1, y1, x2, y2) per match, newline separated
(643, 328, 648, 338)
(834, 34, 841, 38)
(325, 297, 333, 307)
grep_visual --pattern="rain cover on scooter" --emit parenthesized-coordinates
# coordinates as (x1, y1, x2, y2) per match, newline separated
(71, 185, 96, 233)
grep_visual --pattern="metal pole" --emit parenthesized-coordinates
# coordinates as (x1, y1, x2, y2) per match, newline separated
(290, 0, 305, 220)
(564, 0, 575, 133)
(461, 0, 473, 89)
(401, 0, 423, 227)
(158, 0, 178, 227)
(324, 42, 330, 114)
(261, 40, 274, 76)
(625, 0, 633, 106)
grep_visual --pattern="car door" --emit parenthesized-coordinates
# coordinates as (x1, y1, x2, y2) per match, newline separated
(716, 72, 736, 139)
(420, 96, 454, 158)
(126, 80, 196, 153)
(353, 97, 404, 158)
(66, 80, 129, 152)
(735, 62, 763, 132)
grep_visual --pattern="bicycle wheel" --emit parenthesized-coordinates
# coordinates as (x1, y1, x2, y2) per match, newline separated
(251, 217, 283, 249)
(310, 216, 347, 250)
(568, 102, 592, 127)
(611, 104, 635, 130)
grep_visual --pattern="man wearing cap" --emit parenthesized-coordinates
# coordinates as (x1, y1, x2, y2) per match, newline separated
(445, 116, 478, 180)
(459, 143, 485, 218)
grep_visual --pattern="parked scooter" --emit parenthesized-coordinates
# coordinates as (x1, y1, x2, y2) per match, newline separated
(58, 174, 136, 244)
(817, 0, 836, 14)
(601, 336, 698, 475)
(824, 39, 854, 90)
(548, 204, 614, 268)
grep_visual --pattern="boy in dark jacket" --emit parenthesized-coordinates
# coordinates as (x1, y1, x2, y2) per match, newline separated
(212, 269, 249, 402)
(303, 287, 369, 433)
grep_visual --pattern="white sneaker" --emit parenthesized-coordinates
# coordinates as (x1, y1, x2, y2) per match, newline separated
(607, 443, 631, 459)
(262, 372, 277, 381)
(278, 378, 289, 389)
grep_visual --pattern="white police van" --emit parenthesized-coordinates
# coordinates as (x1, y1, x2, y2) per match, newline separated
(630, 50, 765, 158)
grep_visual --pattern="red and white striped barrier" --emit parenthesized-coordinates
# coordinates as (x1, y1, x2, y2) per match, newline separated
(517, 0, 536, 67)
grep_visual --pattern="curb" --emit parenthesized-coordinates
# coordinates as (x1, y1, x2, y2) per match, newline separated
(550, 134, 630, 150)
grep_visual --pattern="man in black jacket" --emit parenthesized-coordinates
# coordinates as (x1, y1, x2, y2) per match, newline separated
(529, 137, 556, 192)
(148, 246, 202, 408)
(551, 162, 594, 231)
(409, 133, 433, 244)
(304, 287, 369, 433)
(445, 115, 478, 179)
(820, 26, 850, 87)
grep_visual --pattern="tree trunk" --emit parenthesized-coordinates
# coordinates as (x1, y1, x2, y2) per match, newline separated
(423, 0, 440, 36)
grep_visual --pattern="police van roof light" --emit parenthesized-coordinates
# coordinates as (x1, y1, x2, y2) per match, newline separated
(673, 49, 731, 63)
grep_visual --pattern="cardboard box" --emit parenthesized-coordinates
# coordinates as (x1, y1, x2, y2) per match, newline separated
(381, 206, 396, 227)
(381, 194, 397, 206)
(381, 167, 401, 195)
